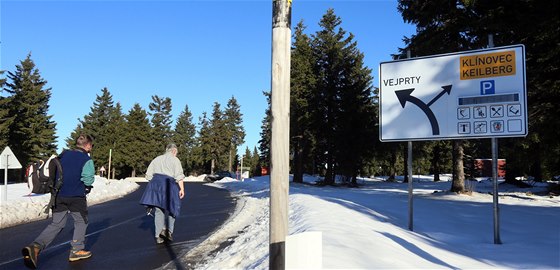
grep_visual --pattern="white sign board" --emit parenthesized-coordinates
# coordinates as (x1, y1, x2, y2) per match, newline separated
(0, 146, 22, 169)
(379, 45, 527, 141)
(1, 146, 22, 203)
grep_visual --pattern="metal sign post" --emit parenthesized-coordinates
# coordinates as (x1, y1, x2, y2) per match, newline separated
(407, 141, 413, 231)
(3, 154, 8, 203)
(488, 35, 502, 244)
(405, 50, 414, 232)
(1, 146, 23, 203)
(491, 137, 501, 244)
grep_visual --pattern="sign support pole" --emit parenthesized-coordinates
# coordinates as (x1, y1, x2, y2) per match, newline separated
(404, 50, 414, 232)
(407, 141, 413, 231)
(488, 34, 502, 244)
(491, 137, 501, 244)
(2, 154, 8, 203)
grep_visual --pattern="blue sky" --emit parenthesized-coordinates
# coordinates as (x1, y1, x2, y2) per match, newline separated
(1, 0, 415, 155)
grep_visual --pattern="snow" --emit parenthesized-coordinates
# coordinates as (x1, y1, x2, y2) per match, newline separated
(184, 175, 560, 270)
(2, 174, 559, 269)
(0, 176, 139, 229)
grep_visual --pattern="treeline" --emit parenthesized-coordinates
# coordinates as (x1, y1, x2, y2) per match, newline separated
(395, 0, 559, 189)
(65, 88, 249, 179)
(258, 4, 558, 190)
(0, 55, 253, 180)
(3, 2, 558, 187)
(259, 9, 379, 186)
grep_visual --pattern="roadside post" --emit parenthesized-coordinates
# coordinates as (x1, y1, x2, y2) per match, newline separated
(240, 155, 244, 181)
(108, 148, 112, 180)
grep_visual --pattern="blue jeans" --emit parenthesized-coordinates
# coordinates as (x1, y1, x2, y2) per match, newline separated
(154, 207, 175, 238)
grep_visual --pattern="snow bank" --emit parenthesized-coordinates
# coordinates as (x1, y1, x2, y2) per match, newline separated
(178, 175, 560, 270)
(0, 176, 138, 229)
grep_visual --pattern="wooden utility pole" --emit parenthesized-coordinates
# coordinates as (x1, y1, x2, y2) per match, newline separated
(270, 0, 291, 269)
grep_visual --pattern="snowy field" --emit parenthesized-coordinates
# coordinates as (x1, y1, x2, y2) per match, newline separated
(0, 176, 139, 229)
(2, 174, 559, 269)
(183, 175, 559, 270)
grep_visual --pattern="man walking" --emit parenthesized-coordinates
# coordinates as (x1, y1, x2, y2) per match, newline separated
(22, 134, 95, 268)
(140, 143, 185, 244)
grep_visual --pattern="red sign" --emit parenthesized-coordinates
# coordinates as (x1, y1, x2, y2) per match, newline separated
(261, 167, 269, 176)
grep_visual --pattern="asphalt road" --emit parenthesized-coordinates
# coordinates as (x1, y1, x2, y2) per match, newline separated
(0, 182, 236, 270)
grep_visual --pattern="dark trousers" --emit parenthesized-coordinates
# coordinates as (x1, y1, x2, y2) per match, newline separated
(33, 196, 88, 251)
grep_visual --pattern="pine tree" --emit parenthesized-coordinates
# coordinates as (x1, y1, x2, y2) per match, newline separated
(251, 147, 261, 176)
(4, 54, 57, 173)
(67, 87, 116, 175)
(311, 9, 344, 184)
(196, 111, 212, 173)
(523, 1, 560, 180)
(468, 0, 560, 181)
(291, 21, 317, 183)
(397, 0, 560, 183)
(207, 102, 230, 172)
(148, 95, 173, 154)
(174, 104, 197, 175)
(223, 96, 245, 172)
(397, 0, 474, 192)
(309, 9, 377, 185)
(106, 103, 127, 178)
(258, 91, 272, 169)
(334, 26, 377, 185)
(242, 146, 253, 177)
(121, 103, 153, 177)
(0, 70, 12, 149)
(429, 141, 453, 182)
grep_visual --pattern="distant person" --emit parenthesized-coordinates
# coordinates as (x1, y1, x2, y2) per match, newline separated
(140, 143, 185, 244)
(22, 134, 95, 269)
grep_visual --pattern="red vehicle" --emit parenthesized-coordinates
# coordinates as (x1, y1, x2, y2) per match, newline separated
(474, 159, 506, 178)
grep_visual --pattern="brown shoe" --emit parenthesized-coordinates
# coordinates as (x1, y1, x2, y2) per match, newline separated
(22, 243, 41, 269)
(69, 249, 92, 262)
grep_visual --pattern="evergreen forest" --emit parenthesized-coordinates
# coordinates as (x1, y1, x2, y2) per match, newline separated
(2, 2, 558, 192)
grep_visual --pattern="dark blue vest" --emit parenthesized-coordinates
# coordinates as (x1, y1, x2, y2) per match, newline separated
(58, 149, 91, 197)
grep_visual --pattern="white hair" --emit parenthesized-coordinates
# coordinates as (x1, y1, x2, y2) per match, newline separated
(166, 143, 178, 153)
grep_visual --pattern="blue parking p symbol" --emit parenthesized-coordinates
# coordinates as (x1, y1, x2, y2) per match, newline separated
(480, 80, 495, 95)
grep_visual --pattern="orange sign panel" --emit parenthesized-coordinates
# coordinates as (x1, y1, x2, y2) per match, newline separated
(460, 50, 516, 80)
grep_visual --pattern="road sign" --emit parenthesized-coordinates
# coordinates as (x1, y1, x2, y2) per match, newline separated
(379, 45, 526, 141)
(0, 146, 22, 169)
(2, 146, 22, 203)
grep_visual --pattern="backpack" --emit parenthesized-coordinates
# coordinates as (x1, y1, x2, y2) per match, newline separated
(26, 155, 63, 194)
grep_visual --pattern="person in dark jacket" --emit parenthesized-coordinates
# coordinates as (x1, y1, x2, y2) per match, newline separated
(140, 143, 185, 244)
(22, 134, 95, 269)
